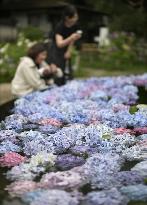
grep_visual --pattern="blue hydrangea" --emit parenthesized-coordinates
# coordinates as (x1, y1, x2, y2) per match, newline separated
(0, 141, 21, 154)
(81, 188, 129, 205)
(21, 189, 79, 205)
(20, 131, 55, 156)
(83, 153, 123, 189)
(120, 184, 147, 201)
(0, 130, 18, 143)
(3, 114, 28, 131)
(1, 73, 147, 204)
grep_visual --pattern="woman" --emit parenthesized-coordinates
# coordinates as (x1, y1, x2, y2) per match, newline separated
(47, 4, 82, 85)
(11, 43, 62, 97)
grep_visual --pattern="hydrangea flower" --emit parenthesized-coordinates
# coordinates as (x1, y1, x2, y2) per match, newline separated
(81, 188, 129, 205)
(0, 152, 26, 167)
(55, 154, 85, 170)
(38, 118, 63, 127)
(0, 130, 19, 143)
(114, 128, 135, 135)
(22, 189, 79, 205)
(39, 169, 85, 190)
(1, 73, 147, 203)
(70, 145, 98, 157)
(30, 151, 56, 168)
(7, 163, 38, 181)
(83, 153, 123, 189)
(131, 160, 147, 177)
(0, 141, 21, 154)
(122, 145, 141, 161)
(120, 184, 147, 201)
(3, 114, 28, 131)
(38, 125, 59, 134)
(114, 171, 144, 187)
(134, 127, 147, 135)
(6, 180, 37, 197)
(7, 152, 56, 181)
(20, 131, 55, 156)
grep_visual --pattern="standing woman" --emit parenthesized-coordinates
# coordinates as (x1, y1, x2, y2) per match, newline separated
(47, 4, 82, 85)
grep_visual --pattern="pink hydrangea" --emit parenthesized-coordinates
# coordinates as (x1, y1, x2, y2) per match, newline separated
(134, 127, 147, 135)
(6, 180, 37, 197)
(0, 152, 26, 167)
(112, 104, 129, 112)
(133, 79, 147, 86)
(114, 128, 135, 135)
(38, 118, 63, 127)
(39, 169, 85, 190)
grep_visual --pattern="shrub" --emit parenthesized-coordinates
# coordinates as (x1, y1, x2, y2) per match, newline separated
(0, 33, 39, 83)
(21, 26, 44, 41)
(98, 32, 147, 68)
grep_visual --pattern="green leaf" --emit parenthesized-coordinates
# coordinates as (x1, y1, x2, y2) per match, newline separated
(129, 105, 138, 114)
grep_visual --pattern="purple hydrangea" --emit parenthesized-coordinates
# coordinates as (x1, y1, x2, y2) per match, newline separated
(55, 154, 85, 170)
(83, 153, 123, 189)
(81, 188, 129, 205)
(0, 130, 19, 143)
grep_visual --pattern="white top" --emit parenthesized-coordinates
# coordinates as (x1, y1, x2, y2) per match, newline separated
(11, 56, 48, 97)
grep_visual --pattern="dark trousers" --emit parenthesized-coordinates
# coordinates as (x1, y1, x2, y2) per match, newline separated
(0, 100, 15, 121)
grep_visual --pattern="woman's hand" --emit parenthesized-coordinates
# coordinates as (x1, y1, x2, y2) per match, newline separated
(42, 68, 52, 77)
(56, 32, 81, 48)
(64, 51, 71, 59)
(70, 33, 81, 42)
(50, 64, 58, 74)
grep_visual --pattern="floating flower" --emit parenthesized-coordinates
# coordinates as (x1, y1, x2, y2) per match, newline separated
(120, 184, 147, 201)
(38, 118, 63, 127)
(55, 154, 85, 171)
(81, 188, 129, 205)
(6, 180, 37, 197)
(0, 141, 21, 154)
(134, 127, 147, 135)
(39, 169, 85, 190)
(0, 152, 26, 167)
(21, 189, 79, 205)
(114, 128, 135, 135)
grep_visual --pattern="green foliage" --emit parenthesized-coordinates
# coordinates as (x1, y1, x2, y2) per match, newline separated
(144, 178, 147, 184)
(128, 201, 147, 205)
(97, 32, 147, 69)
(0, 33, 40, 83)
(129, 106, 138, 114)
(102, 134, 111, 140)
(71, 46, 79, 65)
(85, 0, 125, 14)
(76, 32, 147, 78)
(110, 9, 147, 37)
(85, 0, 147, 37)
(21, 26, 44, 41)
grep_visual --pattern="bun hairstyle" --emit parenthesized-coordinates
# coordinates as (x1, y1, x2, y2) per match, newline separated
(62, 4, 78, 20)
(27, 43, 46, 61)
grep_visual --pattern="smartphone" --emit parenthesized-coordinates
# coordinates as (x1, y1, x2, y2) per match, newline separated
(76, 30, 83, 35)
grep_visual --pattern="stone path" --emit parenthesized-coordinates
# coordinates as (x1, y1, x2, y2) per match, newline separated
(0, 83, 14, 105)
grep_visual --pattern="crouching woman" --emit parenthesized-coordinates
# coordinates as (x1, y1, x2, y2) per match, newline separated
(11, 43, 62, 97)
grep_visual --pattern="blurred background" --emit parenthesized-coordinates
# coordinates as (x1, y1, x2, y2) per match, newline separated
(0, 0, 147, 103)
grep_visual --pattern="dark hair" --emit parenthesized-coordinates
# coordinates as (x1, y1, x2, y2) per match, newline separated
(62, 4, 77, 20)
(27, 43, 46, 61)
